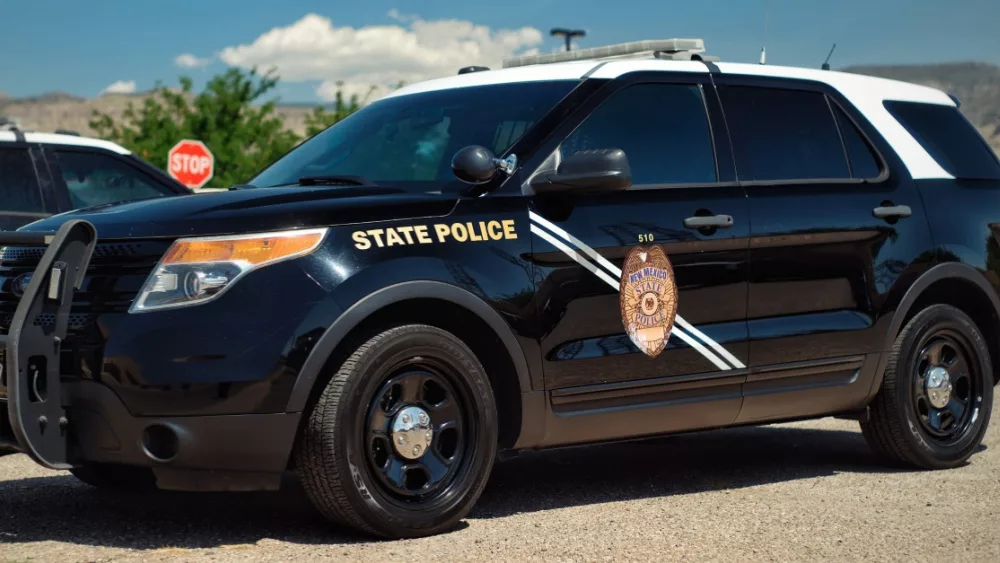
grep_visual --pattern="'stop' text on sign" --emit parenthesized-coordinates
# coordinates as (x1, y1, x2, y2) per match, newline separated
(167, 139, 215, 189)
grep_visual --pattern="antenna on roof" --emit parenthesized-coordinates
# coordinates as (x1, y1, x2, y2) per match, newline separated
(759, 0, 770, 65)
(551, 28, 586, 52)
(821, 43, 837, 70)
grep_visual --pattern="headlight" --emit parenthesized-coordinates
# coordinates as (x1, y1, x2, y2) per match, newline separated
(129, 227, 328, 313)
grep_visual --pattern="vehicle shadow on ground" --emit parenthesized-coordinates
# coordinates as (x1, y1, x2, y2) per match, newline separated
(473, 423, 903, 520)
(0, 424, 907, 550)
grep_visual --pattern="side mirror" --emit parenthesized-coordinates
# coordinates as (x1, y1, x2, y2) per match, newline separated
(451, 145, 503, 184)
(530, 148, 631, 195)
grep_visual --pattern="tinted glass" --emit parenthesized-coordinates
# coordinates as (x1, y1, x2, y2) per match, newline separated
(558, 83, 717, 185)
(885, 101, 1000, 180)
(832, 103, 882, 179)
(55, 151, 174, 208)
(0, 148, 45, 213)
(720, 86, 850, 181)
(251, 81, 576, 191)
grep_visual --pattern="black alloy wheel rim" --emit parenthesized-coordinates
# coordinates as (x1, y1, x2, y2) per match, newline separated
(912, 330, 981, 444)
(364, 357, 471, 504)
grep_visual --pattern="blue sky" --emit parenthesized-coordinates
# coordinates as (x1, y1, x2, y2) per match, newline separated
(2, 0, 998, 103)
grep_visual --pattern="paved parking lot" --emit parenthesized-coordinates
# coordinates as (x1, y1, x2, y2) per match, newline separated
(2, 403, 999, 562)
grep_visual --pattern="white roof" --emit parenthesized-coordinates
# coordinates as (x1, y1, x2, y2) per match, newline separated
(0, 131, 131, 155)
(384, 58, 956, 180)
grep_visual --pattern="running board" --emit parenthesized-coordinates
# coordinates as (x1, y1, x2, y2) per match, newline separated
(0, 220, 97, 469)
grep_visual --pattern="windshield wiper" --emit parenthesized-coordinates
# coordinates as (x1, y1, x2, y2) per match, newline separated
(298, 175, 374, 187)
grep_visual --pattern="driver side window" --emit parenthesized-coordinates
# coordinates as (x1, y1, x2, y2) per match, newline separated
(54, 150, 174, 208)
(557, 83, 718, 186)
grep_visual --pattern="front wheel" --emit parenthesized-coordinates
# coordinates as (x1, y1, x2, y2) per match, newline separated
(861, 304, 994, 469)
(295, 324, 498, 538)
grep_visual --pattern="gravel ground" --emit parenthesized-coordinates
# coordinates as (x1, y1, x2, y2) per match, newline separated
(2, 404, 999, 563)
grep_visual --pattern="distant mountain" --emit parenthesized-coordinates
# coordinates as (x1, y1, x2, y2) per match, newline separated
(0, 90, 316, 137)
(841, 61, 1000, 152)
(1, 61, 998, 153)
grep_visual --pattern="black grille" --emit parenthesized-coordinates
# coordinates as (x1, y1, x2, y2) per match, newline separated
(0, 242, 149, 263)
(0, 240, 171, 334)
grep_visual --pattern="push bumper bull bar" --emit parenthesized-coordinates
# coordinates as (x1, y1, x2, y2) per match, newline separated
(0, 220, 97, 469)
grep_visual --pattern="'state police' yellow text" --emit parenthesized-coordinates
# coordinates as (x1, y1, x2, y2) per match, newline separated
(352, 219, 517, 250)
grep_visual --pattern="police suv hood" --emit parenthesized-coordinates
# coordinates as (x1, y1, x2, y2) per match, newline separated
(19, 186, 459, 239)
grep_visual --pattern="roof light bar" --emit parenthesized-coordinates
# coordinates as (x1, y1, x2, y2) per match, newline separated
(502, 38, 717, 68)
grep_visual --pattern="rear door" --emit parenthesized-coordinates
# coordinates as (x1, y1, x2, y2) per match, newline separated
(519, 71, 751, 446)
(0, 143, 55, 230)
(714, 76, 934, 423)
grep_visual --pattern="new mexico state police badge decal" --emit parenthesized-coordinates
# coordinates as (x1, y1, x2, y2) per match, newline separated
(619, 246, 678, 358)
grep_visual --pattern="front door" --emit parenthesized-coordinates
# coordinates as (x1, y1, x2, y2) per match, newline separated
(521, 73, 751, 446)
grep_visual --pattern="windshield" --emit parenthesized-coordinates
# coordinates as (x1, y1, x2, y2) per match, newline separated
(250, 80, 577, 192)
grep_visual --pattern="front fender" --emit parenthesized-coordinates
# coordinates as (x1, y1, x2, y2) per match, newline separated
(285, 278, 535, 413)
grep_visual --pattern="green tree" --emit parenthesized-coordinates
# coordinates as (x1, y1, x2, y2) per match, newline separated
(303, 82, 376, 137)
(90, 67, 301, 189)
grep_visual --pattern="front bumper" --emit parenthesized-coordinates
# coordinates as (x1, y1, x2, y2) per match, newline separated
(0, 221, 302, 490)
(66, 379, 299, 490)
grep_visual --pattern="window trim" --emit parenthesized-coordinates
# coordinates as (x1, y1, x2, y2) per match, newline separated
(517, 71, 727, 195)
(44, 146, 188, 213)
(0, 145, 52, 216)
(711, 74, 892, 187)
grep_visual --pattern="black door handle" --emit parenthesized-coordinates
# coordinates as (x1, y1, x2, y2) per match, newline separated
(684, 214, 734, 229)
(873, 205, 912, 219)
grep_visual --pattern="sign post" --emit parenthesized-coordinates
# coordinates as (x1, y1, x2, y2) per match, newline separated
(167, 139, 215, 190)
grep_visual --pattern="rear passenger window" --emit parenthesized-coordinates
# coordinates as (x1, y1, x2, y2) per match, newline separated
(557, 83, 718, 186)
(719, 86, 850, 181)
(0, 148, 46, 213)
(885, 101, 1000, 180)
(832, 104, 882, 179)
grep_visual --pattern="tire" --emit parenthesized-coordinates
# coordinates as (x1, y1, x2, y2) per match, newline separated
(69, 462, 157, 491)
(861, 304, 994, 469)
(295, 324, 498, 538)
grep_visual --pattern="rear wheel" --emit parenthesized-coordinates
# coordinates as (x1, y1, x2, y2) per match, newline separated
(295, 324, 498, 538)
(861, 304, 993, 469)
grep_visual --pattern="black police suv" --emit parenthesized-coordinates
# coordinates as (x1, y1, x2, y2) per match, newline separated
(2, 40, 1000, 539)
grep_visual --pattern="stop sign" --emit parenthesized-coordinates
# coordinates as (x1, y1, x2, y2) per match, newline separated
(167, 139, 214, 189)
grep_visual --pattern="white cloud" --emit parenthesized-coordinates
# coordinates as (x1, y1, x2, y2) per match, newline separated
(100, 80, 137, 95)
(218, 12, 543, 102)
(175, 53, 212, 68)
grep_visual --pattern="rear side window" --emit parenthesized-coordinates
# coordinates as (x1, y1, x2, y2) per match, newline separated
(719, 86, 850, 181)
(885, 101, 1000, 180)
(831, 103, 882, 179)
(0, 148, 46, 213)
(54, 150, 175, 208)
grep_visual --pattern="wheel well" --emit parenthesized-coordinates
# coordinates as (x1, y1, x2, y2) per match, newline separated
(301, 298, 524, 450)
(903, 277, 1000, 384)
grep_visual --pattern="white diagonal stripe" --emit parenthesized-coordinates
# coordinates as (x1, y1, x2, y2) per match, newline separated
(665, 325, 732, 371)
(530, 225, 621, 289)
(530, 212, 746, 370)
(530, 223, 733, 371)
(674, 316, 746, 368)
(530, 211, 623, 278)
